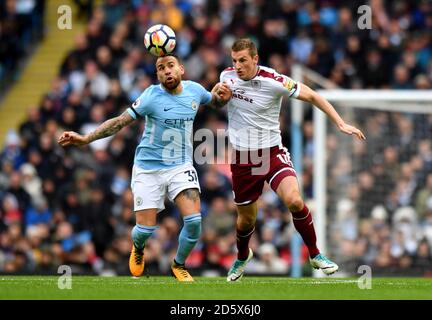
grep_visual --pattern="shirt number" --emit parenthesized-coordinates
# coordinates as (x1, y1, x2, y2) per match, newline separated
(184, 170, 198, 182)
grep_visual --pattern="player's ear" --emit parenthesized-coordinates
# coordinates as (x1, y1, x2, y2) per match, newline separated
(179, 64, 185, 75)
(253, 54, 259, 64)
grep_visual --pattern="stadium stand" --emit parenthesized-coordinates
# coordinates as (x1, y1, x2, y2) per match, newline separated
(0, 0, 45, 92)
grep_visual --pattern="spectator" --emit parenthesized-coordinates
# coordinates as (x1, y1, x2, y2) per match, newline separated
(415, 173, 432, 219)
(203, 197, 235, 237)
(0, 130, 25, 170)
(6, 170, 31, 214)
(24, 197, 51, 229)
(248, 243, 289, 274)
(413, 239, 432, 275)
(69, 60, 110, 100)
(2, 193, 22, 226)
(20, 163, 43, 204)
(0, 0, 45, 88)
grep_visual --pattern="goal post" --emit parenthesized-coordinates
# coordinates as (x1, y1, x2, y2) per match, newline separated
(288, 64, 432, 277)
(313, 89, 432, 277)
(288, 64, 342, 278)
(290, 64, 304, 278)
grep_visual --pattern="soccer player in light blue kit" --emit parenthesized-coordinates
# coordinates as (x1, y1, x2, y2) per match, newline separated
(58, 54, 232, 281)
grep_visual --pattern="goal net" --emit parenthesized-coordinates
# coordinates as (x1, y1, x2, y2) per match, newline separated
(313, 89, 432, 277)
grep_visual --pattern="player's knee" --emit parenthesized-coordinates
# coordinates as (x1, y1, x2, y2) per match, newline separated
(237, 216, 255, 231)
(285, 193, 304, 212)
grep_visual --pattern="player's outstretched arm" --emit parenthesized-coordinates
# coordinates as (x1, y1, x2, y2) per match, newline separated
(209, 82, 232, 108)
(58, 110, 135, 147)
(297, 83, 366, 140)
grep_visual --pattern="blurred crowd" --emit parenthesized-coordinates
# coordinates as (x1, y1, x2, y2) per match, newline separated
(324, 109, 432, 276)
(0, 0, 46, 91)
(0, 0, 431, 276)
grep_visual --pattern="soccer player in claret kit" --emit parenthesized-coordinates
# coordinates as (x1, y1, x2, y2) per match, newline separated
(58, 54, 231, 282)
(218, 39, 366, 281)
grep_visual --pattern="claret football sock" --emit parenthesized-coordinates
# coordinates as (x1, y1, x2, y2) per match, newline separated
(291, 204, 320, 258)
(236, 226, 255, 261)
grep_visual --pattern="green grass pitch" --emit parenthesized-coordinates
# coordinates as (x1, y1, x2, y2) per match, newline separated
(0, 276, 431, 300)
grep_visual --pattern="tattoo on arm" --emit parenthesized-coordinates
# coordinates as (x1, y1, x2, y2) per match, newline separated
(86, 110, 134, 143)
(179, 188, 200, 202)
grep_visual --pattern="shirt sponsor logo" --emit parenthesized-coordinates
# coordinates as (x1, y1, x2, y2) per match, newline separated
(164, 117, 194, 127)
(232, 88, 253, 103)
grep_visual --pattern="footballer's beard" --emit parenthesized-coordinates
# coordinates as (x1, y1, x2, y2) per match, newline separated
(163, 76, 181, 91)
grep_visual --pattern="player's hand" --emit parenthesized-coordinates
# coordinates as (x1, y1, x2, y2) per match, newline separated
(58, 131, 89, 146)
(217, 82, 232, 102)
(338, 123, 366, 140)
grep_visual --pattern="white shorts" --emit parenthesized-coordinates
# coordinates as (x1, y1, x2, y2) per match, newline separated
(131, 163, 201, 212)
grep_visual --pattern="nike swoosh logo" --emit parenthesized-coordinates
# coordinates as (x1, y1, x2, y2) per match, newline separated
(164, 107, 174, 111)
(230, 274, 243, 281)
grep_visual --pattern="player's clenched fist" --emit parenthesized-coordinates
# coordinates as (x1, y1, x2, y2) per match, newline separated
(217, 82, 232, 101)
(58, 131, 88, 146)
(210, 82, 232, 107)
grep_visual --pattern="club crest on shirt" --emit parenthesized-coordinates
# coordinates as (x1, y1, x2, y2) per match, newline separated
(233, 88, 245, 94)
(251, 80, 261, 89)
(191, 100, 198, 110)
(132, 98, 140, 108)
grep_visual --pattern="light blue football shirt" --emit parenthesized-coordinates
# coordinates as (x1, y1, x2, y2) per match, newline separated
(127, 80, 212, 171)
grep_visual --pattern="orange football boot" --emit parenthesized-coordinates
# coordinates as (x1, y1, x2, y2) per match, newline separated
(171, 260, 194, 282)
(129, 245, 144, 277)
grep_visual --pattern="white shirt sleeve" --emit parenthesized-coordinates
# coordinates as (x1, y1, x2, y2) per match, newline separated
(281, 75, 301, 98)
(259, 67, 301, 98)
(269, 73, 300, 98)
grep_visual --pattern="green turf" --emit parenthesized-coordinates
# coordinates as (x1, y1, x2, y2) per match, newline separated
(0, 276, 431, 300)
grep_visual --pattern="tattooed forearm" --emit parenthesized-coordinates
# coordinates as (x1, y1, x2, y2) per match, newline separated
(86, 111, 134, 143)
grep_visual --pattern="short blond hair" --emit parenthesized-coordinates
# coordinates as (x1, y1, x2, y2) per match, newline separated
(231, 38, 257, 57)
